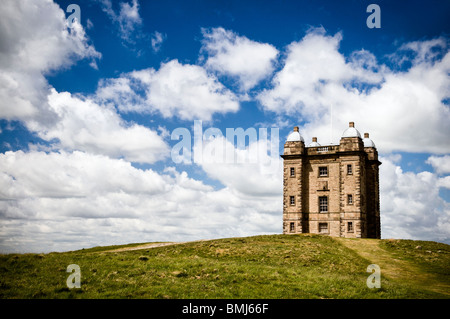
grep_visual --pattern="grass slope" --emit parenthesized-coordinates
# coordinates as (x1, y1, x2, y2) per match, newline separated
(0, 234, 449, 299)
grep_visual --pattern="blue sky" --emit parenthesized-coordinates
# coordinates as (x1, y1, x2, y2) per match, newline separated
(0, 0, 449, 253)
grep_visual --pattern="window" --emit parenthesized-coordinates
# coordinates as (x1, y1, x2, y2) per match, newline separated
(348, 222, 354, 232)
(319, 196, 328, 213)
(319, 166, 328, 177)
(347, 164, 353, 175)
(290, 222, 295, 232)
(290, 196, 295, 206)
(319, 223, 328, 233)
(347, 194, 353, 205)
(290, 167, 295, 177)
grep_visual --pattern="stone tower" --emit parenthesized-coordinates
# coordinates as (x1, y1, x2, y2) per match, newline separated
(281, 122, 381, 238)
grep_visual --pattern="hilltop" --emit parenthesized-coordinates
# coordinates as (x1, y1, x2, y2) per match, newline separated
(0, 234, 449, 298)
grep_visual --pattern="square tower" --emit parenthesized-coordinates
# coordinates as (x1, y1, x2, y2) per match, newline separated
(281, 122, 381, 238)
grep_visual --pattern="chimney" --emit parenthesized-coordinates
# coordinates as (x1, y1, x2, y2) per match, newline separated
(293, 126, 299, 132)
(349, 121, 355, 128)
(312, 137, 317, 142)
(364, 133, 369, 138)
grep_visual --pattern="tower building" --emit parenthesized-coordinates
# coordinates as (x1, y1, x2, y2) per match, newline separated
(281, 122, 381, 238)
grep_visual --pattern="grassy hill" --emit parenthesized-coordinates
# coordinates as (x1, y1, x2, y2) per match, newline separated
(0, 234, 449, 299)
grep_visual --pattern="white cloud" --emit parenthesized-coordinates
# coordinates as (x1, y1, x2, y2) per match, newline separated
(96, 60, 240, 120)
(390, 37, 448, 67)
(34, 89, 169, 164)
(0, 150, 281, 253)
(0, 150, 167, 200)
(258, 28, 450, 154)
(197, 135, 283, 197)
(0, 0, 101, 124)
(257, 28, 382, 114)
(151, 31, 166, 52)
(437, 176, 450, 189)
(117, 0, 142, 41)
(0, 0, 100, 73)
(0, 0, 168, 165)
(379, 156, 450, 243)
(427, 155, 450, 175)
(201, 27, 279, 91)
(100, 0, 142, 44)
(95, 76, 146, 112)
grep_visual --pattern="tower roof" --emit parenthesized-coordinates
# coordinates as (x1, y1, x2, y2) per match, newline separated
(363, 132, 376, 147)
(307, 137, 321, 147)
(341, 121, 361, 138)
(286, 126, 304, 142)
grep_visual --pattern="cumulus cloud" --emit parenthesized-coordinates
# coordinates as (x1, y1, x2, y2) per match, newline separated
(258, 28, 450, 154)
(426, 155, 450, 190)
(437, 176, 450, 190)
(201, 27, 279, 91)
(379, 156, 450, 243)
(34, 89, 169, 164)
(0, 150, 281, 253)
(0, 0, 169, 165)
(95, 76, 145, 112)
(427, 155, 450, 175)
(96, 59, 240, 120)
(197, 134, 282, 197)
(0, 150, 167, 200)
(257, 28, 382, 114)
(0, 0, 101, 124)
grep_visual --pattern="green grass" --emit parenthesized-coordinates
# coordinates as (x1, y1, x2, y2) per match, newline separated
(0, 234, 449, 299)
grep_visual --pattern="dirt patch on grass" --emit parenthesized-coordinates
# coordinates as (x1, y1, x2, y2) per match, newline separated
(335, 238, 450, 296)
(105, 242, 181, 252)
(104, 239, 210, 253)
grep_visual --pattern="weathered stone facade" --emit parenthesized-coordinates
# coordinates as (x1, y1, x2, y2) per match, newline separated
(281, 122, 381, 238)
